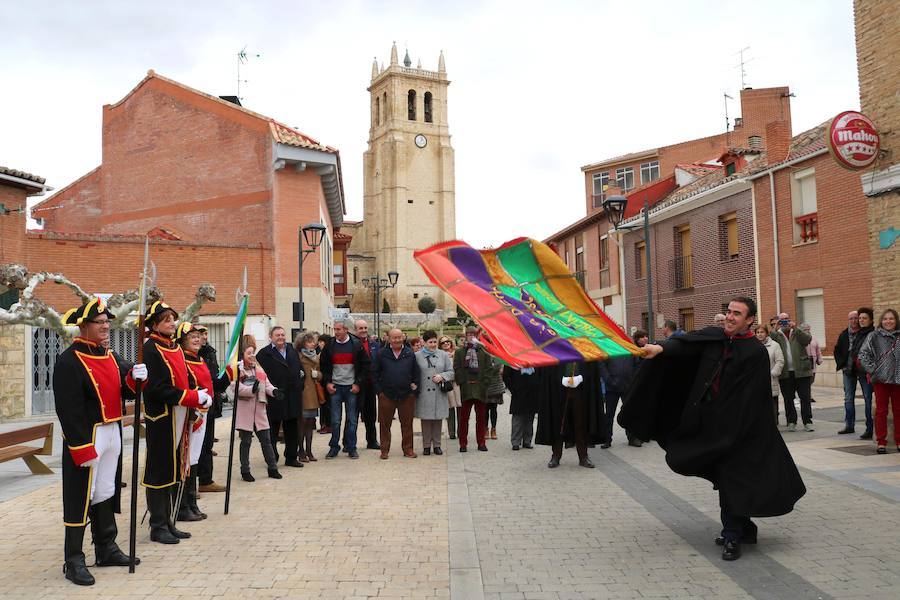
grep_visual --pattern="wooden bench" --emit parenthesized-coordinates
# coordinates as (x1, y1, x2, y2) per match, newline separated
(121, 402, 145, 438)
(0, 422, 54, 474)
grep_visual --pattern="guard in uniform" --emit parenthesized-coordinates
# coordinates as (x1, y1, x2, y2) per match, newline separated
(177, 322, 233, 521)
(141, 301, 212, 544)
(54, 298, 147, 586)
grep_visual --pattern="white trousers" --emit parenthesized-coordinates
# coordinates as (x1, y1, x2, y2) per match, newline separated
(190, 414, 206, 466)
(89, 422, 121, 505)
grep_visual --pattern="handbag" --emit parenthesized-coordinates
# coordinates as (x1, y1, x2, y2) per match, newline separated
(315, 381, 327, 405)
(426, 354, 455, 393)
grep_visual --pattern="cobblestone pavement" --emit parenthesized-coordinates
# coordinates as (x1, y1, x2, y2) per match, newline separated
(2, 386, 899, 599)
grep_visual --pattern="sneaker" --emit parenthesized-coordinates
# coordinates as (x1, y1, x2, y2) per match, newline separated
(325, 448, 340, 459)
(348, 449, 359, 459)
(804, 422, 815, 432)
(787, 423, 797, 432)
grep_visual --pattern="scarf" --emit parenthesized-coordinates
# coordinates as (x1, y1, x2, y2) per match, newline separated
(301, 348, 317, 359)
(465, 343, 479, 372)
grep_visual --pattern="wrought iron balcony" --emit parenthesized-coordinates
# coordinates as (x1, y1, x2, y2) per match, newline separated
(669, 255, 693, 290)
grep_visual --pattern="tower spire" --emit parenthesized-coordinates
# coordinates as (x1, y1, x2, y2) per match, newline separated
(403, 48, 412, 68)
(371, 57, 378, 80)
(438, 50, 446, 74)
(390, 42, 398, 66)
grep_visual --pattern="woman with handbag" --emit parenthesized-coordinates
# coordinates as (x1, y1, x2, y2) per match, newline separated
(228, 335, 282, 481)
(296, 333, 323, 462)
(415, 330, 455, 455)
(859, 308, 900, 454)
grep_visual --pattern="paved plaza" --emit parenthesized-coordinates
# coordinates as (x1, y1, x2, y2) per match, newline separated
(2, 387, 900, 600)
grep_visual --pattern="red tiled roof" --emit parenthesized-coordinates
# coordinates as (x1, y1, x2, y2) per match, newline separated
(746, 120, 830, 176)
(675, 163, 718, 177)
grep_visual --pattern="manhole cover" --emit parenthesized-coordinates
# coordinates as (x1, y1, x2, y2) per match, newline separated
(828, 444, 881, 456)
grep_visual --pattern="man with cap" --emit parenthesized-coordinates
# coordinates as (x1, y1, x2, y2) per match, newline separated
(141, 301, 213, 544)
(55, 298, 148, 585)
(177, 322, 234, 521)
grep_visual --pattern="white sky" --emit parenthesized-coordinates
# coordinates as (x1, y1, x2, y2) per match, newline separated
(2, 0, 859, 247)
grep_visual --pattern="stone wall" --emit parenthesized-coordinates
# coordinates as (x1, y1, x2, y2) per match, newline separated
(0, 324, 27, 420)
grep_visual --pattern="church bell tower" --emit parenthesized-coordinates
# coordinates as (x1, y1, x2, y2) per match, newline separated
(360, 43, 456, 314)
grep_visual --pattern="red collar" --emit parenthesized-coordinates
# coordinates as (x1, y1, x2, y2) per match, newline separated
(73, 337, 107, 355)
(150, 332, 175, 347)
(728, 330, 756, 340)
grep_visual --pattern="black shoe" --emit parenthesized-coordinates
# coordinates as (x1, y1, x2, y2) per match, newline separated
(242, 471, 255, 482)
(477, 445, 488, 452)
(512, 445, 520, 451)
(146, 488, 180, 544)
(63, 559, 95, 586)
(600, 442, 611, 449)
(177, 507, 204, 522)
(449, 434, 457, 440)
(459, 446, 467, 452)
(628, 439, 643, 447)
(838, 427, 855, 434)
(423, 448, 431, 456)
(342, 447, 349, 453)
(63, 526, 95, 585)
(877, 446, 887, 454)
(326, 448, 340, 459)
(91, 498, 139, 566)
(722, 540, 742, 561)
(579, 457, 595, 468)
(715, 535, 757, 546)
(168, 522, 191, 539)
(522, 443, 533, 449)
(284, 459, 304, 467)
(348, 449, 359, 459)
(548, 455, 560, 468)
(268, 468, 283, 479)
(433, 447, 443, 455)
(367, 442, 381, 450)
(860, 431, 873, 440)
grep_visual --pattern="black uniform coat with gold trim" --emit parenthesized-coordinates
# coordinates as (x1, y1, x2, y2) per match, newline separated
(141, 334, 201, 489)
(54, 338, 136, 526)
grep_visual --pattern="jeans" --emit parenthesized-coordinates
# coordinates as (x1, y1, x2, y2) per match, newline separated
(359, 382, 378, 446)
(843, 371, 874, 432)
(779, 372, 813, 425)
(329, 384, 359, 451)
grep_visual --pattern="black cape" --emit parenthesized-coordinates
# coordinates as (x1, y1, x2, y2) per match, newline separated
(535, 362, 606, 446)
(502, 367, 541, 415)
(618, 327, 806, 517)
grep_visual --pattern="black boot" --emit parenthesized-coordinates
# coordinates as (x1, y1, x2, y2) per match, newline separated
(91, 498, 138, 566)
(188, 467, 207, 519)
(177, 474, 204, 522)
(63, 526, 95, 586)
(167, 485, 192, 538)
(146, 488, 179, 544)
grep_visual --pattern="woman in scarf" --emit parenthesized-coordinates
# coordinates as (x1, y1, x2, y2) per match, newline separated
(296, 333, 323, 461)
(415, 331, 454, 455)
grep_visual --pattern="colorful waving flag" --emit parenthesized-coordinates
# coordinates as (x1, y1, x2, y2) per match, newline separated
(218, 293, 249, 377)
(414, 237, 642, 367)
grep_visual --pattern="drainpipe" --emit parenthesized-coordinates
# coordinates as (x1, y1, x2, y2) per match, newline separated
(768, 171, 782, 314)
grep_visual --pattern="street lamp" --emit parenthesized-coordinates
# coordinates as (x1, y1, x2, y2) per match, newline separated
(603, 194, 655, 342)
(363, 271, 399, 338)
(298, 223, 327, 331)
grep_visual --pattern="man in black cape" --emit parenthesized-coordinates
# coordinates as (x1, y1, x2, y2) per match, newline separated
(618, 296, 806, 561)
(535, 361, 606, 468)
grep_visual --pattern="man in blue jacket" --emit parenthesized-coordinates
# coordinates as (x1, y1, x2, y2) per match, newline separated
(373, 328, 420, 459)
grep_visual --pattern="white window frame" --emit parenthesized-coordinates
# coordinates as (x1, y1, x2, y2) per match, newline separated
(640, 161, 660, 185)
(592, 171, 609, 207)
(616, 167, 635, 191)
(791, 167, 817, 244)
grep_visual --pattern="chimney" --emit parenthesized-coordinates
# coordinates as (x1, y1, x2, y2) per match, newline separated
(765, 121, 792, 165)
(748, 135, 763, 150)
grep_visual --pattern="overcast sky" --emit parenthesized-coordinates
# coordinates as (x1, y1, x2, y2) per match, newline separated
(3, 0, 859, 247)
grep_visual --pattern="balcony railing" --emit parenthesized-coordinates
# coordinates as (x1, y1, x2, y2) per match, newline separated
(795, 212, 818, 243)
(669, 255, 693, 290)
(573, 270, 586, 290)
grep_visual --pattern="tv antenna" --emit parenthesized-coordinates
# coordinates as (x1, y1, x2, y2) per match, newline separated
(734, 46, 752, 89)
(237, 46, 261, 101)
(723, 92, 734, 133)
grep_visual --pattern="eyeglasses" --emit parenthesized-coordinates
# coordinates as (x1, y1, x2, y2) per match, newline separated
(87, 319, 110, 326)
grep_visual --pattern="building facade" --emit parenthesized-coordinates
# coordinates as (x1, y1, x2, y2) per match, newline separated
(345, 44, 456, 318)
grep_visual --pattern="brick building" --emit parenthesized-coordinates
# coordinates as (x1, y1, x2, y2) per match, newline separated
(854, 0, 899, 309)
(547, 87, 792, 326)
(27, 71, 347, 334)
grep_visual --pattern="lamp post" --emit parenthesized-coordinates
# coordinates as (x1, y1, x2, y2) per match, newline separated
(362, 270, 399, 339)
(603, 194, 655, 342)
(298, 223, 327, 332)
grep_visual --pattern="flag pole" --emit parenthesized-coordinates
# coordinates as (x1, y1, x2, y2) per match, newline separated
(224, 268, 249, 515)
(129, 238, 150, 573)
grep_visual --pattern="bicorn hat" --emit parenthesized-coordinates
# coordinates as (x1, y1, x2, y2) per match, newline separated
(62, 298, 114, 326)
(144, 300, 178, 327)
(175, 321, 201, 341)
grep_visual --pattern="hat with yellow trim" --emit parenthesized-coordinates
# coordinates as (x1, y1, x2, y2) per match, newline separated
(193, 323, 208, 332)
(175, 321, 201, 340)
(144, 300, 178, 327)
(62, 298, 114, 326)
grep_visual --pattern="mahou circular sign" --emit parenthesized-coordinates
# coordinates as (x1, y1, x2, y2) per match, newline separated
(828, 111, 880, 170)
